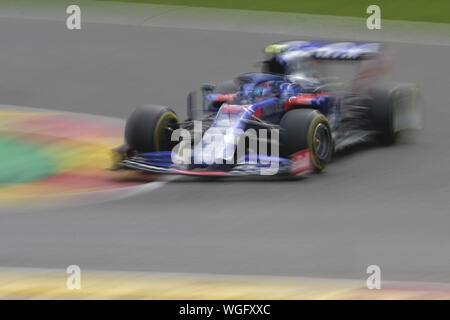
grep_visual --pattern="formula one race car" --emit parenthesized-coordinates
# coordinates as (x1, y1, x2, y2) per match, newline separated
(112, 41, 422, 177)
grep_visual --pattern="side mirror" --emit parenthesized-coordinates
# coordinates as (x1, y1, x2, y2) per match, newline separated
(201, 84, 216, 93)
(187, 91, 202, 120)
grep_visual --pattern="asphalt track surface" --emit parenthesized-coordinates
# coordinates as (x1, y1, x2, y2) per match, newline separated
(1, 17, 450, 283)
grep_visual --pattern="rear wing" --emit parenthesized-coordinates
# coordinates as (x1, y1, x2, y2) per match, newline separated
(265, 41, 382, 60)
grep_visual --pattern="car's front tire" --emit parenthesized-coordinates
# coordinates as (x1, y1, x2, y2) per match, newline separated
(125, 104, 179, 153)
(280, 109, 332, 172)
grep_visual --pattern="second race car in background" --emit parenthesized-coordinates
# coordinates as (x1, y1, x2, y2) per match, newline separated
(112, 41, 423, 177)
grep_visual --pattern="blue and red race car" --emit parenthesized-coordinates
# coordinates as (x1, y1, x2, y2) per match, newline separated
(112, 41, 422, 177)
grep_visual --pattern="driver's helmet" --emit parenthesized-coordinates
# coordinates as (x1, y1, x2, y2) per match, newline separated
(232, 83, 255, 104)
(253, 81, 278, 101)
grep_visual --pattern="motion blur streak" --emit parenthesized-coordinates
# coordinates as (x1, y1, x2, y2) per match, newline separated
(1, 4, 450, 289)
(0, 267, 449, 299)
(0, 105, 156, 208)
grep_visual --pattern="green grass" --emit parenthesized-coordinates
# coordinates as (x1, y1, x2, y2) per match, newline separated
(100, 0, 450, 24)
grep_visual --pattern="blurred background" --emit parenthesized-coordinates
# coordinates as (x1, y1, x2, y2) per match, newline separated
(0, 0, 450, 298)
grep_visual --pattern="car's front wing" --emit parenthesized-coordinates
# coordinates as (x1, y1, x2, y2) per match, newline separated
(120, 150, 314, 177)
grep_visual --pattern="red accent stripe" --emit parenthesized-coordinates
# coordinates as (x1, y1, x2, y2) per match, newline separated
(215, 93, 236, 102)
(174, 169, 231, 176)
(290, 149, 313, 175)
(284, 93, 330, 111)
(253, 107, 262, 119)
(220, 104, 245, 114)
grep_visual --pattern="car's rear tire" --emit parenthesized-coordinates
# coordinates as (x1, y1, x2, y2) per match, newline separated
(280, 109, 332, 171)
(366, 82, 422, 144)
(125, 104, 179, 153)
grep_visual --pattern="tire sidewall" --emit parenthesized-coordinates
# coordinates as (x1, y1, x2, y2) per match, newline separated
(365, 82, 420, 144)
(280, 109, 332, 171)
(125, 104, 178, 153)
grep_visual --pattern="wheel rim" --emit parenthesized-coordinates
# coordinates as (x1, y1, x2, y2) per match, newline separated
(160, 118, 179, 150)
(312, 123, 331, 161)
(154, 112, 179, 151)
